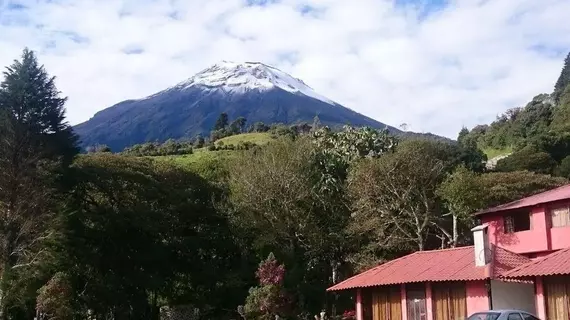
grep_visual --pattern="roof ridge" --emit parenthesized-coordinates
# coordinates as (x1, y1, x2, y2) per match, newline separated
(415, 245, 473, 254)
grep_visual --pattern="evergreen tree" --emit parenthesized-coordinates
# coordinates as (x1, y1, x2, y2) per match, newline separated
(554, 52, 570, 103)
(213, 112, 229, 131)
(457, 127, 469, 145)
(0, 48, 78, 317)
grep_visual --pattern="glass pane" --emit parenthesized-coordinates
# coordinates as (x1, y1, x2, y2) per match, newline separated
(522, 313, 539, 320)
(406, 285, 426, 320)
(507, 313, 523, 320)
(551, 206, 570, 227)
(468, 312, 501, 320)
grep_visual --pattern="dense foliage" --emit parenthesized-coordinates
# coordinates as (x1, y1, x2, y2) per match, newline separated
(460, 52, 570, 176)
(1, 48, 570, 320)
(121, 139, 194, 156)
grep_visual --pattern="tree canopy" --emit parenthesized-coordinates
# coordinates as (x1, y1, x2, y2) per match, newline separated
(2, 48, 570, 320)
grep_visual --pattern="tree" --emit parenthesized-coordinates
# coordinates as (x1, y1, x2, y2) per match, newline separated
(477, 171, 567, 207)
(230, 117, 247, 134)
(36, 272, 74, 320)
(554, 52, 570, 103)
(495, 146, 557, 174)
(251, 122, 270, 133)
(242, 253, 290, 320)
(438, 166, 485, 247)
(194, 135, 205, 148)
(60, 154, 242, 318)
(229, 138, 353, 315)
(457, 127, 469, 145)
(0, 48, 78, 317)
(551, 84, 570, 132)
(311, 126, 397, 193)
(556, 156, 570, 178)
(86, 144, 111, 153)
(311, 115, 321, 132)
(214, 112, 229, 131)
(347, 140, 447, 253)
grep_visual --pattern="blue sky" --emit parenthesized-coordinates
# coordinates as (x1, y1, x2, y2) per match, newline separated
(1, 0, 569, 138)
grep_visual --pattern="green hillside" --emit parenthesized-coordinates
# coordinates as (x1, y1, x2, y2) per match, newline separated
(150, 133, 274, 179)
(215, 132, 273, 146)
(461, 52, 570, 175)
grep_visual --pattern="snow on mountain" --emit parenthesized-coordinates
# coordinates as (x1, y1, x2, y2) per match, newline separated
(171, 61, 337, 105)
(75, 60, 408, 151)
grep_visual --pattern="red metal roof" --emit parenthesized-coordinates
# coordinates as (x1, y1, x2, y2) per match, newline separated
(502, 247, 570, 278)
(327, 246, 530, 291)
(475, 184, 570, 216)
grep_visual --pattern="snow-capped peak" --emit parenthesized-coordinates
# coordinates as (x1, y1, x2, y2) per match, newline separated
(175, 61, 336, 106)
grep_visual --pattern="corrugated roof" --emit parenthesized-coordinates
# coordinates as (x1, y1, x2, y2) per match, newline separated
(327, 246, 530, 291)
(502, 247, 570, 278)
(492, 245, 534, 275)
(474, 184, 570, 216)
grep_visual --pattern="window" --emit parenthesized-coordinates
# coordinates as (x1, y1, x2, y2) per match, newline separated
(545, 276, 570, 320)
(507, 313, 523, 320)
(467, 312, 500, 320)
(406, 284, 426, 320)
(551, 205, 570, 227)
(432, 282, 466, 320)
(504, 211, 531, 233)
(367, 286, 402, 320)
(521, 313, 539, 320)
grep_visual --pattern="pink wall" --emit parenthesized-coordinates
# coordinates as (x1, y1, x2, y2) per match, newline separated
(549, 225, 570, 250)
(356, 289, 362, 320)
(535, 277, 546, 320)
(355, 281, 489, 320)
(466, 281, 490, 315)
(426, 283, 433, 320)
(483, 207, 550, 255)
(482, 203, 570, 255)
(400, 284, 408, 320)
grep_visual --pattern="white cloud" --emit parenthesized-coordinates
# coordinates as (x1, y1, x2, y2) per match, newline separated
(1, 0, 569, 138)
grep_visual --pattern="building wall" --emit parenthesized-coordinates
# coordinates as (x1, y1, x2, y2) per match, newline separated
(482, 203, 570, 256)
(549, 225, 570, 250)
(466, 281, 489, 316)
(490, 280, 535, 314)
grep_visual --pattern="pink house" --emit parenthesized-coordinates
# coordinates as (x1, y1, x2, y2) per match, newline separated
(328, 184, 570, 320)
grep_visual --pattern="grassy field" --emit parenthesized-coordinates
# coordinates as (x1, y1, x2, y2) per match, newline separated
(154, 149, 233, 165)
(154, 132, 273, 164)
(215, 132, 273, 146)
(151, 133, 274, 179)
(482, 146, 513, 159)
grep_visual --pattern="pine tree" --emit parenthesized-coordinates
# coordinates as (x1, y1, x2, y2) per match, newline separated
(554, 52, 570, 103)
(0, 48, 78, 317)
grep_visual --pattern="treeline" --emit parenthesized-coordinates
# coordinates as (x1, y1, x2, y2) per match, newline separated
(1, 48, 569, 320)
(108, 114, 315, 156)
(461, 51, 570, 176)
(121, 139, 194, 156)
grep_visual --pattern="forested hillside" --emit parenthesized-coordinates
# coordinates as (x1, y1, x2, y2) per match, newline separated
(0, 49, 569, 320)
(461, 52, 570, 176)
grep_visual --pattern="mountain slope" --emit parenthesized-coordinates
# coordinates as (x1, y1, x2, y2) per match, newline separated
(74, 61, 400, 151)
